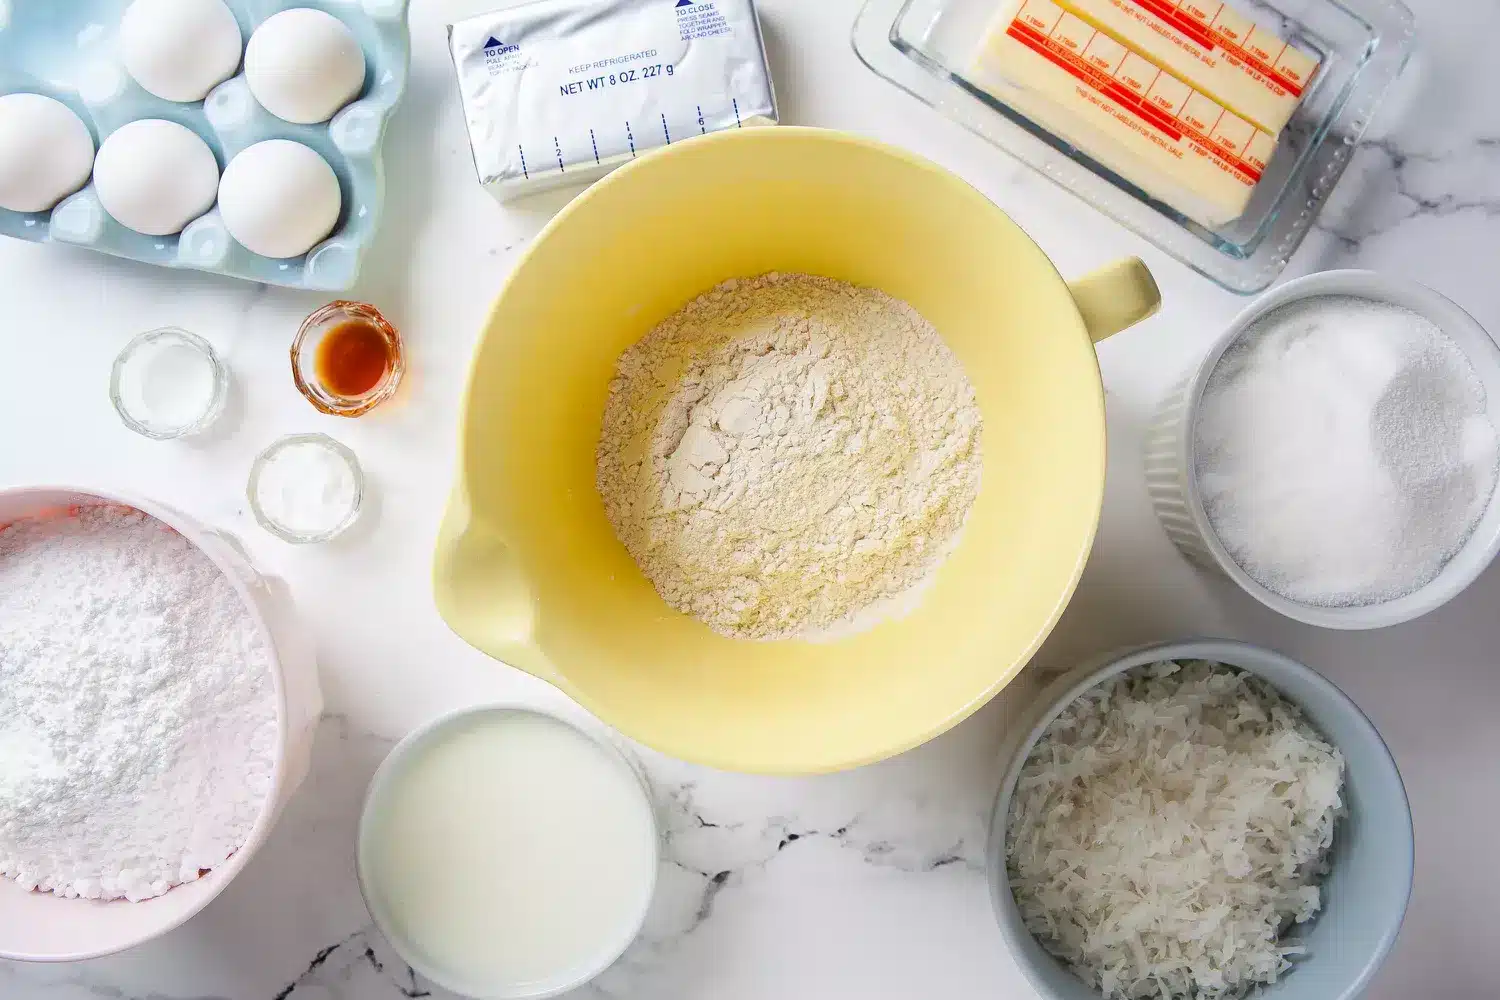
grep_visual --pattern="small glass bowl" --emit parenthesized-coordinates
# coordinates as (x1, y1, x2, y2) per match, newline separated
(247, 433, 364, 544)
(109, 327, 228, 439)
(291, 301, 405, 417)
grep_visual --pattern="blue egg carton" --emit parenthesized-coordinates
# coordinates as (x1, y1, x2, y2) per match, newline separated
(0, 0, 409, 290)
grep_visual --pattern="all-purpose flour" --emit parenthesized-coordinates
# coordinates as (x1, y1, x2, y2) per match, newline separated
(0, 506, 276, 901)
(597, 273, 983, 641)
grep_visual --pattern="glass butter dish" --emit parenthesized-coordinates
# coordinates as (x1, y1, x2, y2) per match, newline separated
(853, 0, 1415, 293)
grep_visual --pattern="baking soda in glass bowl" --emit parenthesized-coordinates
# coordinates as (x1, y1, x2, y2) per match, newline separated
(248, 433, 363, 543)
(1193, 294, 1500, 608)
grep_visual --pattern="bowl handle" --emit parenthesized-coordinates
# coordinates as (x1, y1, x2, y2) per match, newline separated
(1067, 257, 1162, 343)
(432, 487, 565, 688)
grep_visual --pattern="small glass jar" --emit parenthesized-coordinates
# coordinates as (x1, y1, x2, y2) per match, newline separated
(291, 301, 404, 417)
(109, 327, 229, 439)
(247, 433, 364, 544)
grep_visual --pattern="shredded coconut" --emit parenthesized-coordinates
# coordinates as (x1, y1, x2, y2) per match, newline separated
(1007, 660, 1345, 999)
(0, 506, 277, 902)
(1195, 295, 1499, 607)
(596, 272, 983, 641)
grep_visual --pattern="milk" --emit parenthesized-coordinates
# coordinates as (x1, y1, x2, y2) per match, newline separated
(359, 709, 658, 998)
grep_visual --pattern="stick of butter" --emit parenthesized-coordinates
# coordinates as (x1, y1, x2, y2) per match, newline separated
(449, 0, 777, 202)
(972, 0, 1276, 227)
(1049, 0, 1319, 134)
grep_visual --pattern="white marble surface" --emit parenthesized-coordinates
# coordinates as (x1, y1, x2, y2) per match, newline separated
(0, 0, 1494, 996)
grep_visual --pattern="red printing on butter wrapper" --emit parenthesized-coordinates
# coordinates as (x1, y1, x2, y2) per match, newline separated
(1005, 1, 1271, 187)
(1126, 0, 1316, 96)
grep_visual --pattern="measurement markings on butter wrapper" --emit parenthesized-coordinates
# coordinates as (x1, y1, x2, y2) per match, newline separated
(1005, 2, 1271, 186)
(554, 136, 565, 172)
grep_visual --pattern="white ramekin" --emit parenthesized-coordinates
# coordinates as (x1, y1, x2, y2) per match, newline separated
(0, 486, 323, 961)
(1145, 269, 1500, 630)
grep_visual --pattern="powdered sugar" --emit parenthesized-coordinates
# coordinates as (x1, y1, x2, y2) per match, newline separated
(1195, 296, 1500, 607)
(0, 506, 277, 902)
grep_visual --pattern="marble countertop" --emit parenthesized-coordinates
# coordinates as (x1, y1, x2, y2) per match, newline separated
(1, 0, 1494, 996)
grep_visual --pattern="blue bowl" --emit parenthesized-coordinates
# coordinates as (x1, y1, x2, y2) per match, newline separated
(988, 639, 1413, 1000)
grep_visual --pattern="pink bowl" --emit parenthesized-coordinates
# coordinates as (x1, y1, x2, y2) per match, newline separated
(0, 486, 322, 961)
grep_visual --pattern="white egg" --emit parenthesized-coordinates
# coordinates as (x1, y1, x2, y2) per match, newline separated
(119, 0, 243, 103)
(0, 93, 95, 213)
(244, 9, 366, 125)
(94, 119, 220, 236)
(218, 140, 341, 259)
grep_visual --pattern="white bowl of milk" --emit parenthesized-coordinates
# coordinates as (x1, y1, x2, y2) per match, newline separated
(356, 706, 659, 998)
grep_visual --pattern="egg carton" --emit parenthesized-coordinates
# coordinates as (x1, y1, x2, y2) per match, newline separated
(0, 0, 409, 290)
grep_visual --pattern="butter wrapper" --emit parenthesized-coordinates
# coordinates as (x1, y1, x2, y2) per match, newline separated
(450, 0, 777, 202)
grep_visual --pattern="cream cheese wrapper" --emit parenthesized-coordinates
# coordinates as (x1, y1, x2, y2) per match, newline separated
(449, 0, 777, 202)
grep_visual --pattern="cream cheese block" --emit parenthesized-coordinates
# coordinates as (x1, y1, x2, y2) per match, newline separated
(972, 0, 1276, 227)
(1049, 0, 1319, 134)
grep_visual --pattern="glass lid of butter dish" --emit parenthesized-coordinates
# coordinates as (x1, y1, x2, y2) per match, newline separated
(854, 0, 1415, 293)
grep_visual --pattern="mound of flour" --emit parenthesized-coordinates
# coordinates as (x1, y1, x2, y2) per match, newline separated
(0, 506, 277, 901)
(596, 273, 983, 641)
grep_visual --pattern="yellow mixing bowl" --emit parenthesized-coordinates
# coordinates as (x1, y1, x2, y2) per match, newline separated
(435, 127, 1158, 774)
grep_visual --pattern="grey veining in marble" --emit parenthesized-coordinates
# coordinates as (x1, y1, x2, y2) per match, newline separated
(0, 702, 1016, 1000)
(3, 0, 1499, 997)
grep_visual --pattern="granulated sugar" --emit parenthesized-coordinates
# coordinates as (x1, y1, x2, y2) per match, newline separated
(0, 506, 277, 901)
(596, 273, 983, 641)
(1194, 296, 1500, 607)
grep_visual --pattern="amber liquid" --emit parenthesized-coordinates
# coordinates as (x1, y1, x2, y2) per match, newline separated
(314, 319, 393, 398)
